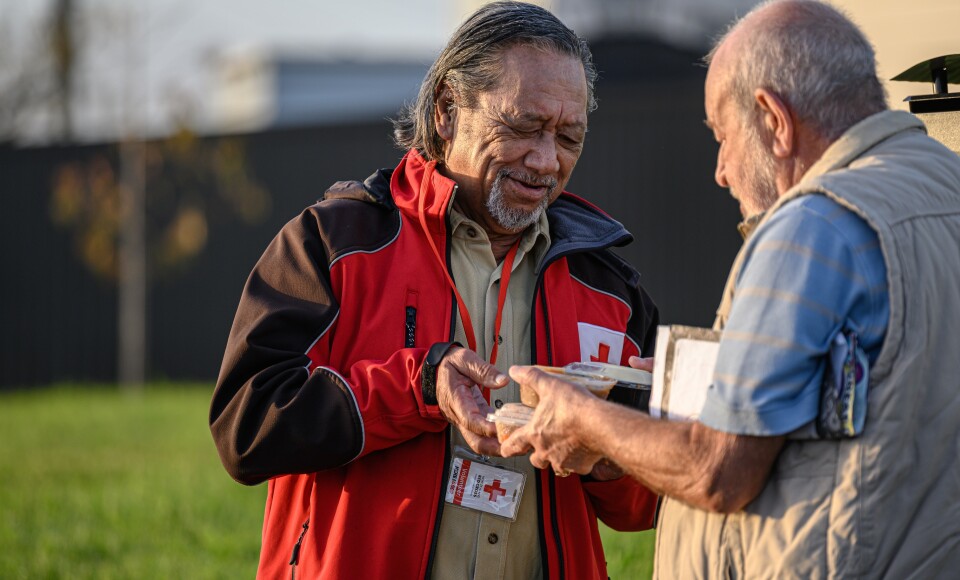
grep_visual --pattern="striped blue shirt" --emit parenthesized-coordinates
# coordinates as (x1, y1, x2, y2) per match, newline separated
(699, 195, 889, 436)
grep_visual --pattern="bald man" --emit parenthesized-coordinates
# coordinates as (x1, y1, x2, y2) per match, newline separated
(501, 0, 960, 577)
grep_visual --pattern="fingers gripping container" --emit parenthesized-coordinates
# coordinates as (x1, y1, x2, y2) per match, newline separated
(487, 403, 535, 443)
(519, 366, 618, 407)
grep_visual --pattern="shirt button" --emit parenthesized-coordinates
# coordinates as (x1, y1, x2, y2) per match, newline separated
(467, 227, 478, 238)
(494, 399, 503, 409)
(487, 533, 499, 544)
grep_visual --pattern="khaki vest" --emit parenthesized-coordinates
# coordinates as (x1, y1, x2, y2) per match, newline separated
(655, 111, 960, 579)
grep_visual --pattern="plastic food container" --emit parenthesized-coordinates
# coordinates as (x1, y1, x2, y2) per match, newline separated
(563, 362, 653, 413)
(487, 403, 535, 442)
(519, 366, 618, 407)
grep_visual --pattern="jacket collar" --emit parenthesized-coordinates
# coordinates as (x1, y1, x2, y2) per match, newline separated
(540, 193, 633, 273)
(800, 110, 924, 184)
(390, 149, 457, 236)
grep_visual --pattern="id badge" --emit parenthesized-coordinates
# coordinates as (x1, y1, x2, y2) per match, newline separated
(444, 454, 526, 521)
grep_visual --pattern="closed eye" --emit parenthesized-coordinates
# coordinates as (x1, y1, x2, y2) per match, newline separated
(559, 134, 583, 149)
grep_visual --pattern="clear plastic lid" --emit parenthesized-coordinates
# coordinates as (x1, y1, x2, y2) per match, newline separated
(488, 404, 534, 442)
(563, 362, 653, 388)
(487, 403, 534, 425)
(535, 366, 616, 392)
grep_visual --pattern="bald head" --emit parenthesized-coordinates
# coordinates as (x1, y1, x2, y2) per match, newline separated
(707, 0, 887, 141)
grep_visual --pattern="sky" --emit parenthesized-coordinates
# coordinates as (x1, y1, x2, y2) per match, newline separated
(3, 0, 778, 142)
(1, 0, 461, 142)
(4, 0, 795, 143)
(8, 0, 952, 144)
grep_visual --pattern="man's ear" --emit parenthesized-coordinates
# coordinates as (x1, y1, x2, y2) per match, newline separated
(754, 88, 794, 159)
(435, 84, 457, 143)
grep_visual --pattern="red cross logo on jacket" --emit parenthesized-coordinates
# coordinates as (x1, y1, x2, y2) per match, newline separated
(590, 343, 611, 363)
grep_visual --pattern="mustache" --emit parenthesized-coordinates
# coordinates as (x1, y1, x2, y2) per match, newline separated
(497, 168, 558, 191)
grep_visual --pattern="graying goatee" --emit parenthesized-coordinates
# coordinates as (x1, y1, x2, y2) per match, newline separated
(486, 169, 557, 231)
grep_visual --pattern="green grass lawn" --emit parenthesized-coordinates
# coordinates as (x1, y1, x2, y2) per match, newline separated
(0, 384, 653, 579)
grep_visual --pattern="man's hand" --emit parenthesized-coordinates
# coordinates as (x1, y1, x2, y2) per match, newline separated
(500, 365, 602, 477)
(436, 347, 509, 456)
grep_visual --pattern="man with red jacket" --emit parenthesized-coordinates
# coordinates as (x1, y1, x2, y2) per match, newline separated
(210, 2, 659, 578)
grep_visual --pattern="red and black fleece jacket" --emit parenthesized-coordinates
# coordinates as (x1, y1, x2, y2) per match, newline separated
(210, 150, 660, 580)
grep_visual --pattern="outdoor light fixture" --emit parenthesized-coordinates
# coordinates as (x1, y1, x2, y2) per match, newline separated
(893, 54, 960, 154)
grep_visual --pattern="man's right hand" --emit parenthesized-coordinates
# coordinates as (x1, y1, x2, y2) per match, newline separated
(436, 347, 509, 457)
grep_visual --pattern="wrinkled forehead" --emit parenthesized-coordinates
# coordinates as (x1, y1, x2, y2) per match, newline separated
(485, 45, 590, 121)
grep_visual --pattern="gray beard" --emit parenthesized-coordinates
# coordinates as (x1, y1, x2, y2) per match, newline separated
(736, 122, 780, 216)
(486, 169, 556, 231)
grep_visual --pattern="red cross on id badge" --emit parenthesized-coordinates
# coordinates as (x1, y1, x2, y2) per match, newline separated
(444, 456, 526, 520)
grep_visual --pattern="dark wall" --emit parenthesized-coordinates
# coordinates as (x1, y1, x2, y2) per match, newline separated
(1, 143, 120, 387)
(574, 39, 744, 326)
(0, 39, 743, 388)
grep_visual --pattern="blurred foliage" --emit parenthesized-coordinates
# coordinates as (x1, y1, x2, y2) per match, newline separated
(49, 128, 271, 281)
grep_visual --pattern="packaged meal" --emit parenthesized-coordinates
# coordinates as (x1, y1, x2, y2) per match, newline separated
(487, 403, 534, 442)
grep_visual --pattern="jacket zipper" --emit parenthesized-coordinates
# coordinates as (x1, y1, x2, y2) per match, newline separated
(424, 194, 456, 579)
(289, 518, 309, 580)
(424, 430, 452, 579)
(405, 305, 417, 348)
(532, 469, 551, 578)
(532, 242, 636, 576)
(548, 470, 565, 578)
(530, 284, 565, 578)
(533, 276, 563, 577)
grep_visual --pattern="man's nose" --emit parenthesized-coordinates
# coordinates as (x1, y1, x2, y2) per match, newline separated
(525, 133, 561, 174)
(715, 149, 729, 188)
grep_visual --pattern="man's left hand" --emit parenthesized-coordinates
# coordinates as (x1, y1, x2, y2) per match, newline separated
(435, 346, 509, 457)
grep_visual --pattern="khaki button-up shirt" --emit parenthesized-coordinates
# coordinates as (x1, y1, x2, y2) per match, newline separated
(430, 204, 551, 580)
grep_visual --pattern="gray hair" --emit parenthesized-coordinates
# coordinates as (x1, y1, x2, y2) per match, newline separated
(707, 0, 887, 140)
(393, 1, 597, 161)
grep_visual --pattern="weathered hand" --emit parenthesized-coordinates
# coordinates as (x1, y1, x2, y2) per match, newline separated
(500, 365, 602, 476)
(436, 347, 509, 456)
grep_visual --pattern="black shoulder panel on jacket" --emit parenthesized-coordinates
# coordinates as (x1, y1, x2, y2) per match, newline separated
(591, 249, 642, 287)
(314, 169, 401, 264)
(565, 250, 641, 299)
(321, 168, 395, 207)
(542, 195, 634, 276)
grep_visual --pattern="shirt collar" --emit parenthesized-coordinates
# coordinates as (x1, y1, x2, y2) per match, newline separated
(448, 196, 552, 266)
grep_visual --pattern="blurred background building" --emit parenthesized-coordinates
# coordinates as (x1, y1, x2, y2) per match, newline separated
(211, 51, 429, 132)
(1, 0, 957, 388)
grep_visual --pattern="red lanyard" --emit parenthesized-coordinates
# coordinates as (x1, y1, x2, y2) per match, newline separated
(417, 161, 520, 379)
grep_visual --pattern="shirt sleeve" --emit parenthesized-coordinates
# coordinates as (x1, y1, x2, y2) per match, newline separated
(699, 196, 886, 436)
